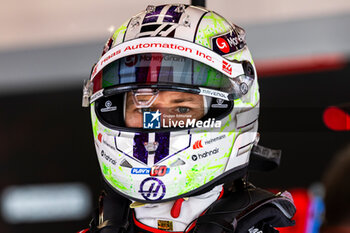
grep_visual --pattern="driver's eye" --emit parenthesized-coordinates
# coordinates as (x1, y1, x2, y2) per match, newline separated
(134, 108, 150, 114)
(177, 107, 190, 114)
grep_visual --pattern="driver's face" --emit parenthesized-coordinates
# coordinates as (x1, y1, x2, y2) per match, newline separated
(125, 91, 204, 128)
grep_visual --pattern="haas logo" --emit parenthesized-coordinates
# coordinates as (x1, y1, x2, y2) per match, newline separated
(222, 60, 232, 75)
(193, 140, 203, 149)
(216, 38, 230, 53)
(139, 177, 166, 201)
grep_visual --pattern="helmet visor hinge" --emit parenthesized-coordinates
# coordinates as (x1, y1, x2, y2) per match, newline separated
(82, 79, 93, 107)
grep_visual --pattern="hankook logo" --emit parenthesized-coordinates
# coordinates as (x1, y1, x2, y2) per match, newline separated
(191, 148, 219, 161)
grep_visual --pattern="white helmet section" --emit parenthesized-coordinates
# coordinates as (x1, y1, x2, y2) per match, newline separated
(123, 5, 207, 42)
(90, 37, 246, 85)
(91, 103, 259, 202)
(88, 4, 260, 203)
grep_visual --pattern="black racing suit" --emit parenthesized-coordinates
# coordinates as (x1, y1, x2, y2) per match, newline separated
(79, 181, 296, 233)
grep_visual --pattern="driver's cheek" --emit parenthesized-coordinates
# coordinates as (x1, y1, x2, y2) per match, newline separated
(125, 110, 143, 128)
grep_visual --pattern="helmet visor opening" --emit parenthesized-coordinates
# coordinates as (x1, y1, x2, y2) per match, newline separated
(95, 89, 233, 131)
(92, 53, 234, 95)
(91, 52, 255, 131)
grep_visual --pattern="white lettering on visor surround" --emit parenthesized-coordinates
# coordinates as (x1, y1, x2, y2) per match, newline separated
(90, 89, 104, 104)
(199, 87, 229, 101)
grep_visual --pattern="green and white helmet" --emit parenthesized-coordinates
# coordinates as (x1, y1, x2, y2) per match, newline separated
(83, 4, 259, 203)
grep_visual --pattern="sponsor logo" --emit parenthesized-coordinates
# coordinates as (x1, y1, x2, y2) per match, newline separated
(191, 148, 219, 161)
(192, 154, 198, 161)
(150, 165, 168, 176)
(139, 23, 180, 37)
(125, 55, 138, 67)
(211, 98, 228, 108)
(100, 49, 122, 66)
(101, 100, 117, 112)
(199, 87, 229, 101)
(158, 220, 173, 231)
(90, 89, 103, 103)
(212, 32, 245, 55)
(140, 54, 185, 62)
(222, 60, 232, 75)
(139, 177, 166, 201)
(101, 150, 116, 165)
(248, 227, 262, 233)
(131, 168, 150, 175)
(143, 110, 161, 129)
(216, 38, 230, 53)
(192, 135, 226, 151)
(193, 140, 203, 149)
(98, 133, 102, 142)
(131, 166, 170, 176)
(93, 37, 236, 83)
(205, 135, 226, 145)
(123, 43, 192, 53)
(122, 42, 212, 64)
(103, 140, 115, 150)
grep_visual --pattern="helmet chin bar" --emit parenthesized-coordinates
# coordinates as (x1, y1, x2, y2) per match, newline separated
(131, 88, 159, 108)
(103, 163, 249, 204)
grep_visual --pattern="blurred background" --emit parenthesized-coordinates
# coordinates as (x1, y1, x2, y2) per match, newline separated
(0, 0, 349, 232)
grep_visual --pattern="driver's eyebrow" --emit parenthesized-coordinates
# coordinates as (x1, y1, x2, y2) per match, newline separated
(170, 97, 194, 104)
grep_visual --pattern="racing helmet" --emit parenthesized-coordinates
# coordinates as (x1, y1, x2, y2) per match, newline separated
(82, 4, 259, 203)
